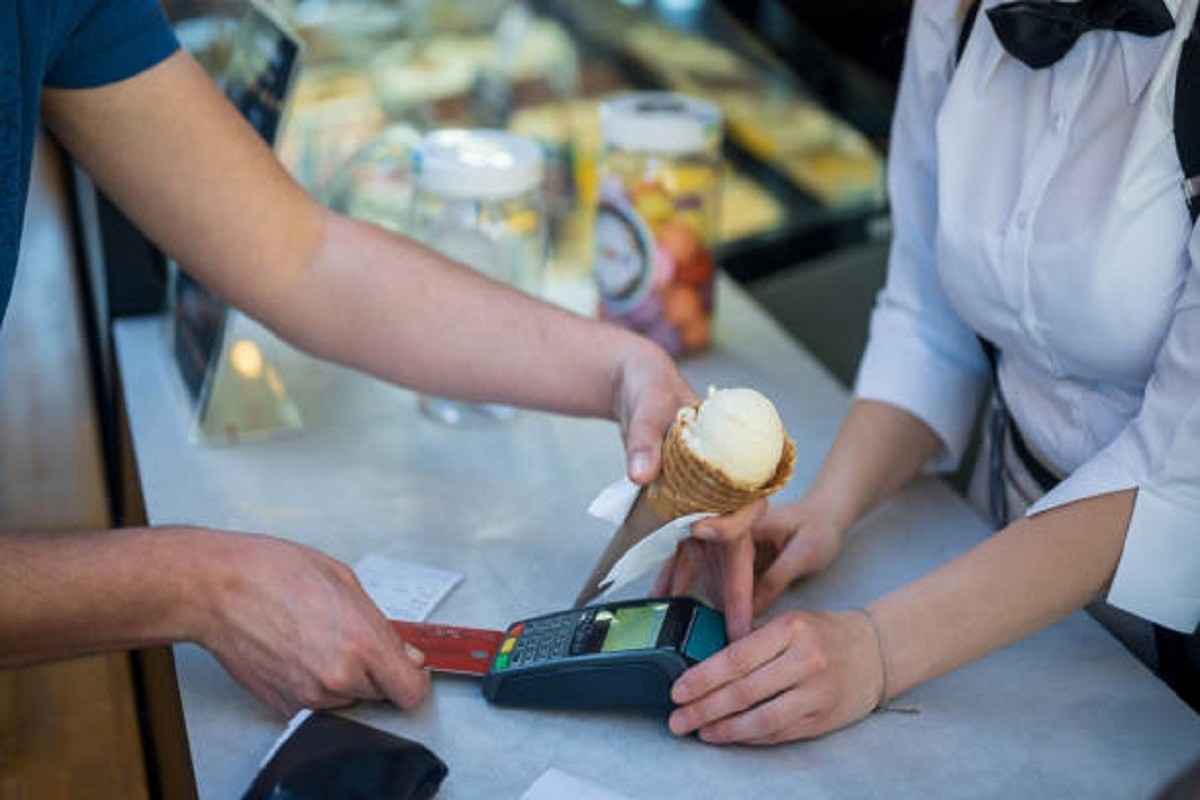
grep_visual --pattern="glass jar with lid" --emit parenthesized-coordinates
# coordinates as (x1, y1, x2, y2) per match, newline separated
(592, 92, 722, 357)
(409, 128, 547, 424)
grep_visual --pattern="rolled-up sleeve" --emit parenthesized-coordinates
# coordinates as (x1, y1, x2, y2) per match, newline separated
(1029, 229, 1200, 633)
(853, 0, 990, 472)
(46, 0, 179, 90)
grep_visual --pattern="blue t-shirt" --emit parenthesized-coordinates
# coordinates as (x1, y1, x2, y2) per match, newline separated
(1, 0, 179, 323)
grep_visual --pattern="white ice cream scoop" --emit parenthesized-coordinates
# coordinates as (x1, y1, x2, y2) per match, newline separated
(679, 387, 785, 487)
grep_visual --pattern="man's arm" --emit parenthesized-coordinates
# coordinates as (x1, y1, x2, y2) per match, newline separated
(0, 527, 429, 716)
(25, 50, 711, 716)
(40, 51, 690, 473)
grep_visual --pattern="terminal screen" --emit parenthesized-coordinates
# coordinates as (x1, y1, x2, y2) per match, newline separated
(599, 603, 670, 652)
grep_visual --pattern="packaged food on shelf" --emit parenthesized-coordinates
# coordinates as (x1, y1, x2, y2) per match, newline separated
(718, 90, 883, 208)
(718, 165, 784, 242)
(622, 21, 759, 93)
(617, 19, 884, 210)
(276, 64, 387, 194)
(288, 0, 405, 65)
(779, 136, 882, 208)
(367, 15, 577, 127)
(412, 0, 510, 35)
(368, 35, 491, 122)
(497, 15, 577, 93)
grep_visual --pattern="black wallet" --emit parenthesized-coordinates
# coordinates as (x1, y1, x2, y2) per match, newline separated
(241, 710, 448, 800)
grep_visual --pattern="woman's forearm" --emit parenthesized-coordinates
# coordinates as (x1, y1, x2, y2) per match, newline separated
(870, 489, 1134, 699)
(807, 399, 943, 534)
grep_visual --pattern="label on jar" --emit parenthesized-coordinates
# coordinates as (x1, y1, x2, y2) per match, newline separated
(594, 183, 655, 314)
(593, 172, 715, 357)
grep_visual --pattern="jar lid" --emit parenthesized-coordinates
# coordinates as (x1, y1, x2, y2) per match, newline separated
(600, 92, 721, 155)
(413, 129, 544, 200)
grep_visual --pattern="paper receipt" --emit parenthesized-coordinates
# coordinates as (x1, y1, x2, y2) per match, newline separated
(521, 768, 633, 800)
(353, 554, 463, 622)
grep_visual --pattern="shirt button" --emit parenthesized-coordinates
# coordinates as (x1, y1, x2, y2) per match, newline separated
(1051, 111, 1066, 132)
(1014, 210, 1029, 230)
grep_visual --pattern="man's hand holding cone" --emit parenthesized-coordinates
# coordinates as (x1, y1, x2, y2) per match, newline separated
(579, 388, 795, 638)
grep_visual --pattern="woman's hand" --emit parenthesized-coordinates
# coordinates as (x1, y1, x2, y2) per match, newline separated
(750, 499, 848, 615)
(191, 530, 430, 717)
(668, 609, 882, 744)
(653, 498, 847, 636)
(652, 501, 768, 639)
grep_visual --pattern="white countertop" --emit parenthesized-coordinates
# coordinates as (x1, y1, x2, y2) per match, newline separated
(115, 276, 1200, 799)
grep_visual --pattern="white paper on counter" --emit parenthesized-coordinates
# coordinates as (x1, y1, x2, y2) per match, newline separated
(588, 478, 715, 597)
(353, 553, 463, 621)
(520, 768, 633, 800)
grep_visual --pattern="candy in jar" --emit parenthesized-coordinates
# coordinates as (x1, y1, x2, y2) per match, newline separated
(592, 93, 721, 356)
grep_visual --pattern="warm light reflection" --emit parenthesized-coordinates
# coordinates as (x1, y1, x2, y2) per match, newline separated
(266, 366, 287, 399)
(229, 339, 264, 380)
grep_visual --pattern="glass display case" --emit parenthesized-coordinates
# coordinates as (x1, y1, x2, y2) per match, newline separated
(163, 0, 893, 284)
(534, 0, 891, 281)
(67, 0, 898, 507)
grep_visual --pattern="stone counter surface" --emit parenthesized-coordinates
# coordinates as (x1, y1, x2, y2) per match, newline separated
(116, 278, 1200, 799)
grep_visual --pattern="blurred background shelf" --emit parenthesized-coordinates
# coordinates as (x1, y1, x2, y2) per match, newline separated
(163, 0, 896, 285)
(70, 0, 903, 482)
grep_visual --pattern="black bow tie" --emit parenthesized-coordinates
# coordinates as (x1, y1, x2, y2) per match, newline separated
(987, 0, 1174, 69)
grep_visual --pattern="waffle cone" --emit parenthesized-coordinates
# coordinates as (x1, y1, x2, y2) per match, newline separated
(646, 403, 796, 520)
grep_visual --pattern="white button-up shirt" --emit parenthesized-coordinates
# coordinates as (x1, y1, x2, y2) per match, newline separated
(855, 0, 1200, 631)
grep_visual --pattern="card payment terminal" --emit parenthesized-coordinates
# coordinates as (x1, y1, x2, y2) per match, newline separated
(481, 597, 725, 710)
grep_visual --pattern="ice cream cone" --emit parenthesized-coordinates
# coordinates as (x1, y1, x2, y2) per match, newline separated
(575, 390, 796, 607)
(646, 400, 796, 520)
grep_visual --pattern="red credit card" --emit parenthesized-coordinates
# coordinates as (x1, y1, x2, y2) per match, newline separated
(390, 620, 505, 676)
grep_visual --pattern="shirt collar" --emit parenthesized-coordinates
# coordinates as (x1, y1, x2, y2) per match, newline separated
(1116, 0, 1180, 104)
(973, 9, 1007, 93)
(971, 0, 1181, 102)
